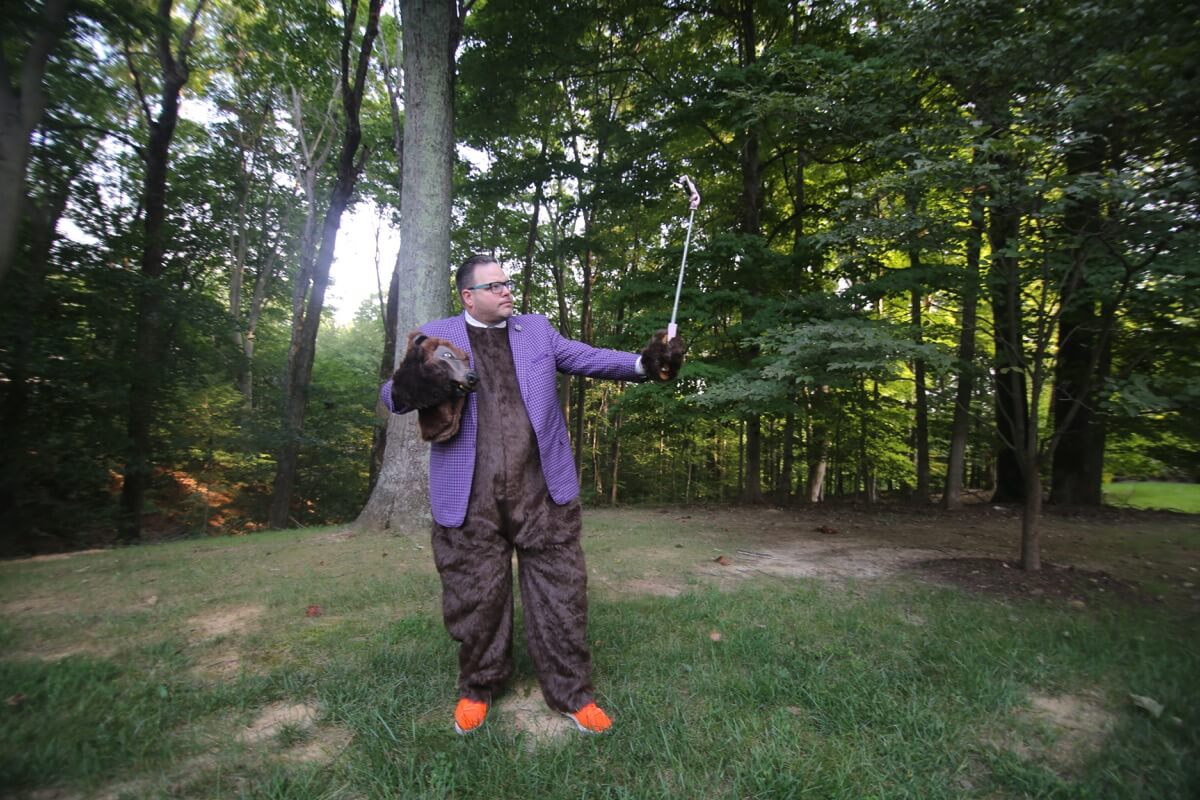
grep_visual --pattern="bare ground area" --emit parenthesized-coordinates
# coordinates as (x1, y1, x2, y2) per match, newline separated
(2, 503, 1195, 796)
(582, 504, 1200, 611)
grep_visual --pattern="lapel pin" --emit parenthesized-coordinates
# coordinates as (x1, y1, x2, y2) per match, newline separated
(515, 324, 522, 332)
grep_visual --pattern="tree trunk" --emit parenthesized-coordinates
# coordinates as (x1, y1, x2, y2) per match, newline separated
(369, 260, 401, 493)
(573, 240, 593, 480)
(910, 284, 930, 501)
(0, 159, 72, 554)
(368, 28, 406, 496)
(0, 0, 70, 289)
(742, 415, 763, 502)
(269, 0, 383, 529)
(520, 143, 546, 313)
(119, 0, 206, 542)
(987, 159, 1028, 504)
(944, 179, 985, 509)
(779, 403, 796, 502)
(1050, 138, 1109, 506)
(1020, 458, 1043, 571)
(357, 0, 458, 532)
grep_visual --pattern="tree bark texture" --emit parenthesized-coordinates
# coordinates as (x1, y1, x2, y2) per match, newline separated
(269, 0, 382, 529)
(0, 0, 70, 290)
(944, 182, 985, 509)
(986, 160, 1028, 504)
(1049, 138, 1110, 506)
(357, 0, 458, 532)
(119, 0, 206, 541)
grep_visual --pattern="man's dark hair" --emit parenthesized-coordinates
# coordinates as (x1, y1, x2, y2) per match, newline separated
(456, 254, 499, 294)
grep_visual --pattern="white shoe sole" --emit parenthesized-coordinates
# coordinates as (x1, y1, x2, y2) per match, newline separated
(454, 719, 484, 735)
(562, 711, 610, 734)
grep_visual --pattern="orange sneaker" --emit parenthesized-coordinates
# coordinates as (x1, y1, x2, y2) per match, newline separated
(453, 697, 489, 735)
(564, 702, 612, 734)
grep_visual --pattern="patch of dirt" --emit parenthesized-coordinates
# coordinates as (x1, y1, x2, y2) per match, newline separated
(16, 642, 112, 662)
(700, 541, 951, 584)
(311, 529, 355, 543)
(191, 646, 243, 679)
(0, 596, 80, 616)
(186, 604, 265, 641)
(278, 725, 353, 764)
(911, 557, 1144, 606)
(986, 691, 1116, 776)
(238, 701, 319, 744)
(623, 578, 684, 597)
(13, 549, 108, 563)
(494, 685, 575, 748)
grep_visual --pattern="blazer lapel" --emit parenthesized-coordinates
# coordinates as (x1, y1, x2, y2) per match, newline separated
(506, 315, 531, 400)
(446, 315, 473, 368)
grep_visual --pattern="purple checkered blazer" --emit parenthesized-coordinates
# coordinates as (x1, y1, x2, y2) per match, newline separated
(380, 313, 642, 528)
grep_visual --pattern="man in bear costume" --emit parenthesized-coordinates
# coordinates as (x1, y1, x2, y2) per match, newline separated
(380, 253, 685, 735)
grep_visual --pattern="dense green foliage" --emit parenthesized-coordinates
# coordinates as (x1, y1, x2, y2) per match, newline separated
(0, 0, 1196, 551)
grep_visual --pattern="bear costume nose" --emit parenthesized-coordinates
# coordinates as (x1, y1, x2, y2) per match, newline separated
(465, 371, 479, 388)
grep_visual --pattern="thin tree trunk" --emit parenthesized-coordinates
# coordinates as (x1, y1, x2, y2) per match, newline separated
(910, 289, 930, 500)
(270, 0, 382, 529)
(520, 142, 546, 313)
(944, 178, 985, 509)
(118, 0, 206, 542)
(368, 25, 405, 495)
(779, 403, 796, 502)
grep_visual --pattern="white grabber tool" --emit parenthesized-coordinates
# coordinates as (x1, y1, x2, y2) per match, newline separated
(668, 175, 700, 343)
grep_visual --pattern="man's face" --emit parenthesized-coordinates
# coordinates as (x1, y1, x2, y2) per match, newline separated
(461, 261, 514, 325)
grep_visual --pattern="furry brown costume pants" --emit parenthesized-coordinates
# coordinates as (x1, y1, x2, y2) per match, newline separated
(430, 326, 593, 713)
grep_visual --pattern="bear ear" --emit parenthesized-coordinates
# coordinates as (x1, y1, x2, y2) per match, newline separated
(407, 331, 427, 348)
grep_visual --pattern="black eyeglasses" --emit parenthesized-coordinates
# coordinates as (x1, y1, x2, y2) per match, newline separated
(466, 280, 516, 295)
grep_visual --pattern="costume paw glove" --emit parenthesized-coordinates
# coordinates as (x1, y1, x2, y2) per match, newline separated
(641, 329, 687, 382)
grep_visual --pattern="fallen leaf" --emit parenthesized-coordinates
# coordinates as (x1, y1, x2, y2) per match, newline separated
(785, 706, 804, 716)
(305, 605, 323, 618)
(814, 525, 838, 535)
(7, 693, 25, 707)
(144, 595, 159, 607)
(1130, 693, 1164, 718)
(709, 630, 722, 642)
(713, 555, 731, 566)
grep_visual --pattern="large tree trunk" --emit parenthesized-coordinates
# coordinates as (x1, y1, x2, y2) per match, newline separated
(986, 157, 1028, 504)
(944, 180, 985, 509)
(0, 0, 70, 290)
(357, 0, 458, 533)
(118, 0, 206, 542)
(1050, 138, 1109, 506)
(269, 0, 382, 529)
(0, 156, 73, 554)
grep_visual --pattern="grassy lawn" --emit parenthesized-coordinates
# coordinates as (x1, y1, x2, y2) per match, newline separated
(1103, 481, 1200, 514)
(1, 508, 1197, 799)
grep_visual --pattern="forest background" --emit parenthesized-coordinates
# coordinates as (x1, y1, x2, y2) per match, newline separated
(1, 0, 1197, 562)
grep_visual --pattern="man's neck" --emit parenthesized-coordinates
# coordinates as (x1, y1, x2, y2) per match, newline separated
(464, 310, 507, 329)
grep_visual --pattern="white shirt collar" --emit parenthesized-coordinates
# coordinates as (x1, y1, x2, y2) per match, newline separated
(464, 311, 507, 329)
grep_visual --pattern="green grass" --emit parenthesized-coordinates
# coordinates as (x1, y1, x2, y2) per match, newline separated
(1, 513, 1198, 799)
(1103, 481, 1200, 514)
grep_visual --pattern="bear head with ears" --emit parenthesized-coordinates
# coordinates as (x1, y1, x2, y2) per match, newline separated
(391, 332, 478, 443)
